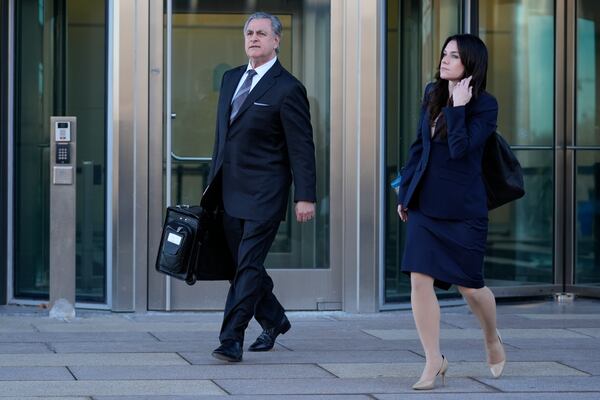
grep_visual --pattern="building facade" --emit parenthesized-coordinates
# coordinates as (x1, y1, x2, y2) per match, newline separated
(0, 0, 599, 312)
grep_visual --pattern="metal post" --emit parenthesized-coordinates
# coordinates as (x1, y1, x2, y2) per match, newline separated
(49, 116, 77, 319)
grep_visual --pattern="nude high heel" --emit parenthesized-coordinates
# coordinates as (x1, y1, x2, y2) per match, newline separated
(412, 355, 449, 390)
(489, 329, 506, 378)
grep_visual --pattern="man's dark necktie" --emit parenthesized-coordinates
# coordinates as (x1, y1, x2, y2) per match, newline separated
(230, 69, 257, 123)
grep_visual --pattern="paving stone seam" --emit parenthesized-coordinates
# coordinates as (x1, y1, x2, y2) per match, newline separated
(60, 376, 396, 382)
(44, 342, 57, 353)
(406, 349, 425, 359)
(315, 363, 342, 378)
(360, 330, 388, 340)
(344, 392, 379, 398)
(65, 366, 78, 380)
(174, 352, 193, 365)
(30, 322, 41, 333)
(439, 318, 470, 329)
(555, 360, 593, 376)
(147, 332, 162, 342)
(469, 376, 504, 392)
(275, 340, 294, 351)
(324, 315, 345, 321)
(209, 378, 232, 395)
(501, 342, 520, 350)
(192, 361, 393, 366)
(566, 327, 597, 339)
(534, 390, 600, 393)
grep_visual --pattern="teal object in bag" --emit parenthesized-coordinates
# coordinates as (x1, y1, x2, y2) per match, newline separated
(390, 174, 402, 194)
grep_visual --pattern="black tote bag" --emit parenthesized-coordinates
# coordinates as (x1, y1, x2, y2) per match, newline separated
(482, 132, 526, 210)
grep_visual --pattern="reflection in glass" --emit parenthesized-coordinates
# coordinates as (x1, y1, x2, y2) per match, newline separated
(165, 1, 330, 269)
(384, 0, 461, 303)
(14, 0, 107, 301)
(575, 152, 600, 285)
(479, 0, 554, 146)
(576, 1, 600, 286)
(69, 0, 107, 302)
(14, 0, 59, 299)
(486, 150, 553, 286)
(577, 0, 600, 146)
(478, 0, 555, 287)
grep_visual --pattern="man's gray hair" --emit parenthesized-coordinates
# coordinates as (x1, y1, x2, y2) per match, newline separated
(243, 12, 283, 54)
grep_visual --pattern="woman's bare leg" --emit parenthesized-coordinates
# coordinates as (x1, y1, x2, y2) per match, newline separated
(457, 286, 505, 364)
(411, 272, 444, 381)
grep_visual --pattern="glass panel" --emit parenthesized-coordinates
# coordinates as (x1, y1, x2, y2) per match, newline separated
(478, 0, 555, 287)
(384, 0, 461, 303)
(575, 151, 600, 285)
(14, 0, 58, 299)
(14, 0, 106, 301)
(577, 0, 600, 146)
(486, 150, 554, 286)
(68, 0, 106, 302)
(479, 0, 554, 146)
(166, 1, 330, 269)
(0, 0, 5, 302)
(576, 1, 600, 286)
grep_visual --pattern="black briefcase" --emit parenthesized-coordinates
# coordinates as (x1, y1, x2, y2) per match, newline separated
(155, 205, 235, 285)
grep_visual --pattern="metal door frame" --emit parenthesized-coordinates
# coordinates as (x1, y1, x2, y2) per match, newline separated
(379, 0, 600, 307)
(0, 0, 8, 304)
(5, 0, 13, 304)
(6, 0, 112, 308)
(147, 0, 343, 311)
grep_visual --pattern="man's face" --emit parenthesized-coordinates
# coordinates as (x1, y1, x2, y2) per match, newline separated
(244, 18, 279, 67)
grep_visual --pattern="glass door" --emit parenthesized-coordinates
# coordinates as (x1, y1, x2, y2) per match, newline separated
(478, 0, 556, 292)
(12, 0, 107, 303)
(384, 0, 562, 303)
(573, 0, 600, 294)
(384, 0, 463, 303)
(1, 0, 6, 304)
(159, 0, 339, 310)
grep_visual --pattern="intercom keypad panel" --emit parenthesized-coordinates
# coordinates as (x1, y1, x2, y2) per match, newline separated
(56, 143, 71, 164)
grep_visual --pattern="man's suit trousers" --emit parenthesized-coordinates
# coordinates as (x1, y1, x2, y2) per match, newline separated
(219, 211, 286, 343)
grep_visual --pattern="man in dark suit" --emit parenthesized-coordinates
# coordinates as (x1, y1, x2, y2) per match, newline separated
(204, 12, 316, 362)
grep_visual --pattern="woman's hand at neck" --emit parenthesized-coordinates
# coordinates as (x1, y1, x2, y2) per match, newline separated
(449, 76, 472, 107)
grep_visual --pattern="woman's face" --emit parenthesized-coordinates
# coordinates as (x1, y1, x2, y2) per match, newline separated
(439, 40, 465, 82)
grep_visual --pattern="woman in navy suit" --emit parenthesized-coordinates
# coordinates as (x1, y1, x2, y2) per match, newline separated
(397, 34, 506, 390)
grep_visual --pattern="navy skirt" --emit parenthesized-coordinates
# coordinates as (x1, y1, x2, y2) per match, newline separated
(401, 208, 488, 290)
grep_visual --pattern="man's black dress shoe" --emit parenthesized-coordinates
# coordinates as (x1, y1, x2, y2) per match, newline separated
(212, 340, 243, 362)
(248, 315, 291, 352)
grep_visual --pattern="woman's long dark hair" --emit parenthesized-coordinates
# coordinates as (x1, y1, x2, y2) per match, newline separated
(427, 34, 489, 136)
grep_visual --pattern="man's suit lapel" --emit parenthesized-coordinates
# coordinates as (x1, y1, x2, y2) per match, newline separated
(229, 60, 282, 126)
(216, 66, 246, 153)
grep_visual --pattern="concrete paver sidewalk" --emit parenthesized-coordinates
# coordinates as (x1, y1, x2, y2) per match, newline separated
(0, 297, 599, 399)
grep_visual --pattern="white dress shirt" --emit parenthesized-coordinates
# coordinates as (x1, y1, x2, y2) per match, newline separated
(231, 56, 278, 102)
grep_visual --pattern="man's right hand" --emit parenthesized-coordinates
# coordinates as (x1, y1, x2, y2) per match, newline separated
(296, 201, 316, 223)
(397, 204, 408, 222)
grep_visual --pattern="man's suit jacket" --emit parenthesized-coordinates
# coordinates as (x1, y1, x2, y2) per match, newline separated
(204, 60, 317, 222)
(397, 82, 498, 220)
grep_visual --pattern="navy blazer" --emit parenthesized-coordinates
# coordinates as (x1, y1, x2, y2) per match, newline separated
(204, 60, 317, 221)
(397, 82, 498, 220)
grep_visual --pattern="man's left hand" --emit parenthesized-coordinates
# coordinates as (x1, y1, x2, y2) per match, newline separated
(295, 201, 316, 222)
